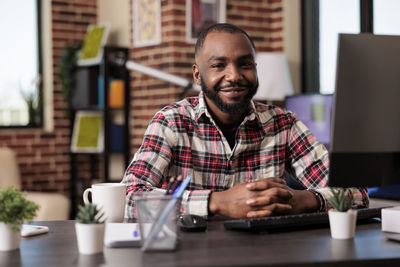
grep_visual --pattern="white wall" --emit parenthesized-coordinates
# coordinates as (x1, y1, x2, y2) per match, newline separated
(283, 0, 301, 94)
(97, 0, 131, 47)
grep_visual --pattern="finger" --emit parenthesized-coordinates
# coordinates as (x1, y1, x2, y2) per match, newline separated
(169, 175, 183, 193)
(246, 178, 287, 191)
(247, 209, 272, 218)
(246, 203, 292, 218)
(246, 188, 293, 207)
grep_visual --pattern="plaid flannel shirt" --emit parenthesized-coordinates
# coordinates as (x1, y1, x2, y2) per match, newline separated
(123, 92, 369, 218)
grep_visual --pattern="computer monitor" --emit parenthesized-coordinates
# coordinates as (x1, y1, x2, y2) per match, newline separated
(328, 33, 400, 187)
(285, 94, 333, 150)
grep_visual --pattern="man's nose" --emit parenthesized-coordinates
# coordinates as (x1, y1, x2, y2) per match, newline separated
(225, 64, 241, 83)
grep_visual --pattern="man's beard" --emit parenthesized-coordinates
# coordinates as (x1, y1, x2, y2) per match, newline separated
(200, 78, 258, 115)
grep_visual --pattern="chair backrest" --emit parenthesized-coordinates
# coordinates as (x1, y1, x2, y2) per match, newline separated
(0, 147, 21, 189)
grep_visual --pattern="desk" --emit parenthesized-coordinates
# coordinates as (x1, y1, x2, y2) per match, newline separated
(1, 220, 400, 267)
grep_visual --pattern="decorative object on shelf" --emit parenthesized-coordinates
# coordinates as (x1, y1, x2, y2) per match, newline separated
(327, 188, 357, 239)
(108, 79, 125, 108)
(71, 111, 104, 153)
(0, 187, 39, 251)
(78, 23, 110, 66)
(133, 0, 161, 47)
(110, 123, 125, 152)
(75, 203, 105, 254)
(186, 0, 226, 43)
(59, 42, 82, 110)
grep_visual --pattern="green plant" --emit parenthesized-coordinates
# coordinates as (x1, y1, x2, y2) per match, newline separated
(75, 203, 105, 224)
(0, 187, 39, 232)
(59, 42, 82, 110)
(327, 188, 354, 212)
(19, 76, 42, 127)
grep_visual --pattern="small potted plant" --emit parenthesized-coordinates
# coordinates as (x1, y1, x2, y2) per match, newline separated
(327, 188, 357, 239)
(0, 186, 39, 251)
(75, 203, 105, 254)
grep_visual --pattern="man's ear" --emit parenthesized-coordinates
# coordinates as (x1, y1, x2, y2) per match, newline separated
(192, 64, 201, 85)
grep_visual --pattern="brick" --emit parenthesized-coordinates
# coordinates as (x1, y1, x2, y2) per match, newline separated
(0, 135, 12, 141)
(17, 152, 36, 158)
(15, 134, 36, 140)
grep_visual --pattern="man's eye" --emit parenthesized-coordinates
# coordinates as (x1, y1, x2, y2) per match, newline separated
(241, 62, 255, 68)
(211, 63, 225, 69)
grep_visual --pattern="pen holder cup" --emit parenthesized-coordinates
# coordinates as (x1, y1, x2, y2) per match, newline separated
(134, 193, 181, 251)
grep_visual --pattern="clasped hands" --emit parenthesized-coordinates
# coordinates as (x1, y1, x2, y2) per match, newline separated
(208, 178, 318, 219)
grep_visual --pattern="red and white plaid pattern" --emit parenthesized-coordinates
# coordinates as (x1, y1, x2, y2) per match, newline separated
(123, 92, 368, 218)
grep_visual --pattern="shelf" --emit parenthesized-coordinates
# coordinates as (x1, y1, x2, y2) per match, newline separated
(69, 46, 130, 218)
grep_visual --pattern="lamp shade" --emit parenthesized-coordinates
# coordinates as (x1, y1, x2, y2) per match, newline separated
(253, 53, 294, 101)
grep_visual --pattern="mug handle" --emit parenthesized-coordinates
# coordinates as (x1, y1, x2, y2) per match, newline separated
(83, 188, 92, 204)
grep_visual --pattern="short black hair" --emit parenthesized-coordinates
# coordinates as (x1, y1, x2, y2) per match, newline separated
(194, 23, 256, 57)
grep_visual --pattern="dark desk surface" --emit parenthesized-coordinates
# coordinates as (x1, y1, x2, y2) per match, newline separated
(1, 220, 400, 267)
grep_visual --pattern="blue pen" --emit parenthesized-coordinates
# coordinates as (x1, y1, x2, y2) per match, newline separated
(142, 175, 192, 251)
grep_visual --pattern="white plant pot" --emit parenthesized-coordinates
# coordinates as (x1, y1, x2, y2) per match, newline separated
(328, 209, 358, 239)
(75, 223, 105, 255)
(0, 222, 21, 251)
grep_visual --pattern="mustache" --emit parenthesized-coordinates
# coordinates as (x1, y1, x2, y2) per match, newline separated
(215, 82, 253, 92)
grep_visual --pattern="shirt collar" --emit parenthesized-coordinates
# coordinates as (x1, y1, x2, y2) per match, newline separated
(194, 91, 261, 125)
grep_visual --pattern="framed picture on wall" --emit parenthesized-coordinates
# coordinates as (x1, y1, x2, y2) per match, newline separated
(71, 111, 104, 153)
(133, 0, 162, 47)
(186, 0, 226, 43)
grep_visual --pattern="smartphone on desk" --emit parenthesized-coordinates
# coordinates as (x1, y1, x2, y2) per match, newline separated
(21, 224, 49, 237)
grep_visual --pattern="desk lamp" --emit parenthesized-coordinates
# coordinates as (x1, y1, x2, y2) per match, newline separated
(252, 52, 294, 103)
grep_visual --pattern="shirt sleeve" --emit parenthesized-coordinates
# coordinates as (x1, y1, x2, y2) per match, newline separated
(287, 118, 369, 210)
(122, 112, 212, 218)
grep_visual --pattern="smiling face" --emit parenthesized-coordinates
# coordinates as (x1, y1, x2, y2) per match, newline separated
(193, 31, 258, 117)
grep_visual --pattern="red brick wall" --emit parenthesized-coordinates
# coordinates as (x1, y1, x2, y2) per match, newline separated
(0, 0, 97, 193)
(129, 0, 284, 154)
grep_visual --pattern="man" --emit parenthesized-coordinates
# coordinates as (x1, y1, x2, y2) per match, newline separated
(123, 23, 369, 219)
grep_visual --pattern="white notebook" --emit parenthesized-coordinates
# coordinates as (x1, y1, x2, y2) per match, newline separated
(104, 223, 142, 248)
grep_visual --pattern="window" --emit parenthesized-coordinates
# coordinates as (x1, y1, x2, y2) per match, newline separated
(319, 0, 360, 94)
(303, 0, 400, 94)
(0, 0, 42, 127)
(373, 0, 400, 35)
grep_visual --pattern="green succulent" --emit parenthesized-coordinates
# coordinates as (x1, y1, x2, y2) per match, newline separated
(327, 188, 354, 212)
(0, 187, 39, 232)
(75, 203, 105, 224)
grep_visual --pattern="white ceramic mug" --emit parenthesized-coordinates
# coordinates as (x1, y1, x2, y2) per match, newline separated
(83, 183, 125, 222)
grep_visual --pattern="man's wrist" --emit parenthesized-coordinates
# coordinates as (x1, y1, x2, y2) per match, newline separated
(208, 191, 220, 215)
(307, 188, 326, 212)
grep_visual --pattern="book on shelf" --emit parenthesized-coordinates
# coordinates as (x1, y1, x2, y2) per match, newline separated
(71, 111, 104, 153)
(108, 79, 125, 108)
(78, 23, 110, 66)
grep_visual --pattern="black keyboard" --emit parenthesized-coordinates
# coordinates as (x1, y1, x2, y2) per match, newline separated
(224, 207, 385, 232)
